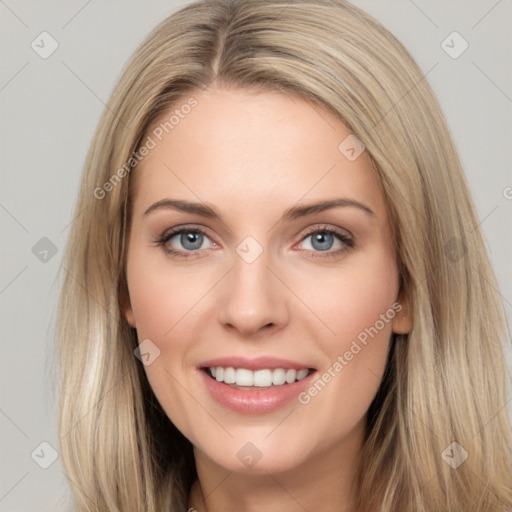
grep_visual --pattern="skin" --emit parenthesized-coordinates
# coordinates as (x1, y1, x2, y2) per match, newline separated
(124, 85, 412, 512)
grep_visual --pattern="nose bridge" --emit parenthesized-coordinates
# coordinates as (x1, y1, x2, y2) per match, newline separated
(218, 238, 288, 335)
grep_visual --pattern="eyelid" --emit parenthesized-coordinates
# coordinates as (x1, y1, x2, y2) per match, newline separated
(158, 223, 352, 242)
(158, 223, 216, 241)
(157, 224, 218, 250)
(299, 223, 353, 241)
(294, 224, 355, 256)
(156, 223, 354, 259)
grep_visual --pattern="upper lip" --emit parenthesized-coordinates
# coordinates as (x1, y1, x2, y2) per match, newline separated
(199, 356, 316, 371)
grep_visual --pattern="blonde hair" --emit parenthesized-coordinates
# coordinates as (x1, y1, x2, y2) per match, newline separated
(55, 1, 512, 510)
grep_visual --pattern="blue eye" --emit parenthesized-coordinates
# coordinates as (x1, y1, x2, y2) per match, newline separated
(308, 231, 336, 251)
(157, 227, 214, 258)
(175, 230, 204, 251)
(156, 225, 354, 259)
(298, 227, 354, 257)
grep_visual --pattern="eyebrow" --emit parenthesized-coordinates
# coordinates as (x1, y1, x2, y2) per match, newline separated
(144, 197, 375, 221)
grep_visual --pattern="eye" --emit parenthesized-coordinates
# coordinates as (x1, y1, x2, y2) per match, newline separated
(296, 226, 354, 257)
(156, 225, 215, 258)
(156, 224, 354, 260)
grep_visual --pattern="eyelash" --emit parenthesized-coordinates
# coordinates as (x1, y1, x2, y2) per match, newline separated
(155, 224, 355, 260)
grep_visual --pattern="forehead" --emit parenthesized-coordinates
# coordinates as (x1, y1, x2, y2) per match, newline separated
(131, 87, 386, 221)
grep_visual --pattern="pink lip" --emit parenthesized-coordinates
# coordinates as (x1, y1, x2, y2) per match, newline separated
(198, 367, 317, 414)
(199, 356, 314, 371)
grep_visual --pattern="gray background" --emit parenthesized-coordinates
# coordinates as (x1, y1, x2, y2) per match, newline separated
(1, 1, 511, 510)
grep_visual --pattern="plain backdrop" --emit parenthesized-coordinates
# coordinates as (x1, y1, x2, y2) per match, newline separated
(1, 1, 511, 510)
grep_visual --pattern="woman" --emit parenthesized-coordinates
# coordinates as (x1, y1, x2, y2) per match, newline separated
(56, 0, 512, 510)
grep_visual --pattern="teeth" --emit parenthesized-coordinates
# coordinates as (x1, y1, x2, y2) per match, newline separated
(253, 369, 272, 387)
(296, 368, 309, 380)
(223, 367, 236, 384)
(208, 367, 311, 386)
(285, 369, 296, 383)
(236, 368, 253, 386)
(272, 368, 286, 385)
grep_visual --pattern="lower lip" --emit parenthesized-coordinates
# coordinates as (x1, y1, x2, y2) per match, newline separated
(199, 369, 316, 414)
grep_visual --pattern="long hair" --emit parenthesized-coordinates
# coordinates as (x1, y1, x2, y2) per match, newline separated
(55, 1, 512, 510)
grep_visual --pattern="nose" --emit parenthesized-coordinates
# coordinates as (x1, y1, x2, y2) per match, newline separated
(217, 248, 290, 338)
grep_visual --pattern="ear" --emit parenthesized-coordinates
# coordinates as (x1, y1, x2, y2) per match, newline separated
(124, 305, 136, 328)
(119, 280, 136, 328)
(392, 289, 413, 334)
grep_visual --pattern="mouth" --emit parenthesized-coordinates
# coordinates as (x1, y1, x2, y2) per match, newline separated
(201, 366, 316, 390)
(198, 358, 318, 414)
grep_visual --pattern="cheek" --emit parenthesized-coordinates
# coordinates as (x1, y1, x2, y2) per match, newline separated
(294, 250, 399, 412)
(294, 248, 400, 346)
(126, 249, 209, 340)
(125, 250, 206, 430)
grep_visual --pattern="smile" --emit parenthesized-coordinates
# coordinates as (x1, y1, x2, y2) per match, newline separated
(207, 367, 311, 387)
(198, 357, 318, 414)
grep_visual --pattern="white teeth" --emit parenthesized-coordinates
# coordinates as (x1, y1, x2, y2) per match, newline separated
(272, 368, 286, 385)
(208, 366, 311, 386)
(235, 368, 253, 386)
(285, 369, 296, 383)
(253, 369, 273, 387)
(296, 369, 309, 381)
(223, 367, 236, 384)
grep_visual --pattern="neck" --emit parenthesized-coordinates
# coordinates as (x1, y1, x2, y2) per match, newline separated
(188, 419, 364, 512)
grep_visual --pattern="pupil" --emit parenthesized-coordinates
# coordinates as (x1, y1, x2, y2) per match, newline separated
(312, 232, 333, 251)
(182, 231, 202, 250)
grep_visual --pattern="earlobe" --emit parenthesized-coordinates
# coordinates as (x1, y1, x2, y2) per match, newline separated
(119, 278, 136, 327)
(392, 295, 413, 334)
(125, 307, 136, 328)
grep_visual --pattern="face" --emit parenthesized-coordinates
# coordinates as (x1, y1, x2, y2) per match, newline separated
(124, 86, 411, 476)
